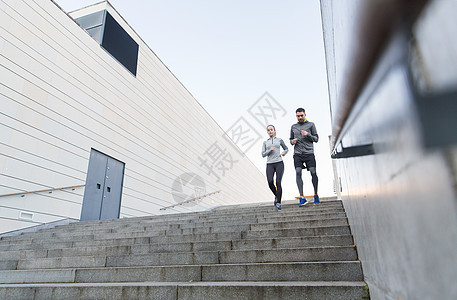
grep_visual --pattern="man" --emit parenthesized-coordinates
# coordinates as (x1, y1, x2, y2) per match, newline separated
(290, 107, 320, 206)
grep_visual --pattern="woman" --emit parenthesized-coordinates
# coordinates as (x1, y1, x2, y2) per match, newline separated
(261, 124, 288, 210)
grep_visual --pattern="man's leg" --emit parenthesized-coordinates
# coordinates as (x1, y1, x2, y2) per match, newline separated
(295, 167, 304, 196)
(309, 166, 320, 204)
(294, 155, 308, 206)
(309, 167, 318, 195)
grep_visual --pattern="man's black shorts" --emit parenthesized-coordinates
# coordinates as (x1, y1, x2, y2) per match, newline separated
(293, 153, 316, 170)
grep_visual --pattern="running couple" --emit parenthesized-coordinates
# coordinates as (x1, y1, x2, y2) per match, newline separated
(261, 107, 320, 210)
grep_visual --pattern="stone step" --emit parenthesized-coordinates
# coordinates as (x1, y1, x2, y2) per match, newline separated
(243, 225, 351, 239)
(0, 281, 367, 300)
(0, 231, 243, 251)
(217, 246, 358, 264)
(0, 204, 345, 242)
(0, 217, 349, 247)
(0, 212, 344, 243)
(161, 205, 343, 221)
(0, 198, 367, 299)
(250, 217, 348, 231)
(200, 261, 362, 282)
(158, 205, 345, 223)
(45, 201, 343, 230)
(78, 232, 244, 248)
(232, 234, 354, 250)
(256, 211, 347, 223)
(0, 241, 74, 252)
(0, 261, 362, 284)
(105, 246, 357, 268)
(0, 223, 351, 253)
(98, 212, 346, 234)
(9, 246, 357, 270)
(211, 199, 341, 211)
(59, 206, 344, 231)
(0, 234, 354, 262)
(76, 212, 347, 233)
(0, 261, 17, 271)
(0, 226, 351, 251)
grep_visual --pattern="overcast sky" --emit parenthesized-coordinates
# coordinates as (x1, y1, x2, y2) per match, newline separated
(55, 0, 335, 199)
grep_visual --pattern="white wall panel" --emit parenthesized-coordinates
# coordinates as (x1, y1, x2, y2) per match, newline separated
(0, 217, 42, 234)
(0, 0, 270, 233)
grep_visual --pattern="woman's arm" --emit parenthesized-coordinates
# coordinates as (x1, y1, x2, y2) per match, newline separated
(261, 141, 271, 157)
(280, 139, 289, 155)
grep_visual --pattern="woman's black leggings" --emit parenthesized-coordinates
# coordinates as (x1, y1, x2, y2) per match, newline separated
(266, 161, 284, 203)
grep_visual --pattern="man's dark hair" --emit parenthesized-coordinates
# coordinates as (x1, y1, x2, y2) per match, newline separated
(296, 108, 305, 113)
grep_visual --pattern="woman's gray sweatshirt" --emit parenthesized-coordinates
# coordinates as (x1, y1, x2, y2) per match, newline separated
(262, 137, 289, 164)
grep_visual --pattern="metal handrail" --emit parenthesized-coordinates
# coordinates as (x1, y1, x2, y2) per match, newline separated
(320, 0, 428, 152)
(0, 184, 86, 198)
(160, 190, 222, 211)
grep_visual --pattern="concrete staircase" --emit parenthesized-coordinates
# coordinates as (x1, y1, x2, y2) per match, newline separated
(0, 198, 368, 299)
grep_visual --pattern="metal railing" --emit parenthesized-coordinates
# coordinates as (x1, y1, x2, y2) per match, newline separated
(0, 184, 86, 198)
(160, 190, 222, 211)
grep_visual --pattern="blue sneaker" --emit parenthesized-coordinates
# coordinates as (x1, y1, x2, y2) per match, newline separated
(314, 194, 320, 205)
(275, 202, 282, 210)
(299, 197, 308, 207)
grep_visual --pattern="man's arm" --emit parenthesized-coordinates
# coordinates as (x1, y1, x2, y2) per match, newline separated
(308, 123, 319, 143)
(290, 127, 297, 145)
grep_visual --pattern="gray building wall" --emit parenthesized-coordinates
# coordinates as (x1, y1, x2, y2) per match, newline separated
(321, 0, 457, 299)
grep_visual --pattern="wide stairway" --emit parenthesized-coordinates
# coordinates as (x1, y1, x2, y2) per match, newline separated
(0, 197, 368, 299)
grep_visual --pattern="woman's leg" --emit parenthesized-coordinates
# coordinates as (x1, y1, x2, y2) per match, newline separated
(266, 163, 277, 196)
(275, 162, 285, 203)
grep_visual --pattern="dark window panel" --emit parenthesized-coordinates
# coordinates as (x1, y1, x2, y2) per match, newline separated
(102, 12, 139, 76)
(74, 10, 138, 76)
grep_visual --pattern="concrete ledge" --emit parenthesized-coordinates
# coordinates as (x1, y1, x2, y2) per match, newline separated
(0, 281, 366, 300)
(0, 269, 76, 284)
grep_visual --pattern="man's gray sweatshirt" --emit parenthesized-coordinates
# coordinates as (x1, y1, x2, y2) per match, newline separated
(262, 137, 289, 164)
(289, 121, 319, 154)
